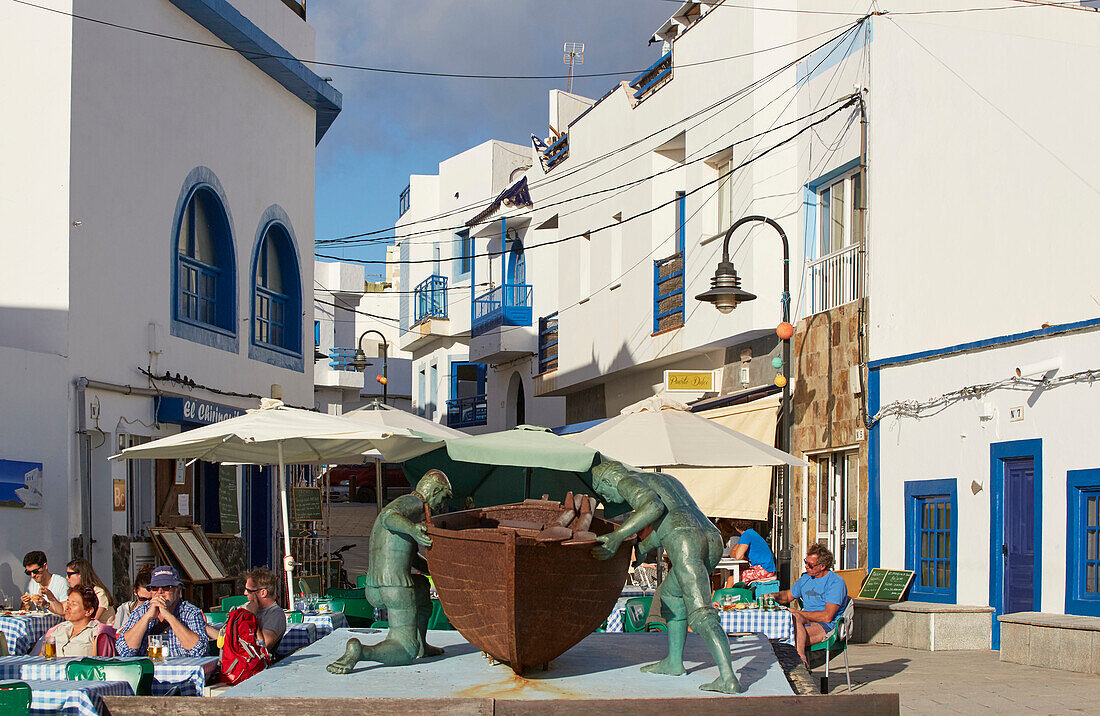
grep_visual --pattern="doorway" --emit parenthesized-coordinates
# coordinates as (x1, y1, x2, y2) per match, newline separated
(505, 372, 525, 429)
(813, 450, 861, 570)
(989, 439, 1042, 649)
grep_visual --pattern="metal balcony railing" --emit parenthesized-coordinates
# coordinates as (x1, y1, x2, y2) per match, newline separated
(414, 274, 448, 324)
(805, 243, 862, 315)
(471, 284, 533, 337)
(329, 347, 357, 371)
(398, 185, 411, 217)
(630, 52, 672, 102)
(447, 395, 487, 428)
(653, 251, 685, 333)
(542, 134, 569, 171)
(538, 312, 559, 374)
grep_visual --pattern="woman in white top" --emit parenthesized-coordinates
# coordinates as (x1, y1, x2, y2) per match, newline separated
(46, 558, 115, 624)
(35, 587, 106, 658)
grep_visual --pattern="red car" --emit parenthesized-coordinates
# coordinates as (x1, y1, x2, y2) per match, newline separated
(327, 463, 411, 504)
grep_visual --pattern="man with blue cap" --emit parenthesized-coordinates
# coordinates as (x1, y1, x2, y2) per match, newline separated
(117, 565, 207, 657)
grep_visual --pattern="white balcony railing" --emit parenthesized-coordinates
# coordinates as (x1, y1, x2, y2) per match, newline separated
(805, 243, 862, 315)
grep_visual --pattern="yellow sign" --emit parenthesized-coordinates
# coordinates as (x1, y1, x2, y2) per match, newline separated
(112, 478, 126, 511)
(665, 370, 715, 392)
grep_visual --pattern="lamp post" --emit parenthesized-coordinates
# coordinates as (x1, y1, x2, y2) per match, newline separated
(352, 329, 389, 406)
(695, 214, 794, 583)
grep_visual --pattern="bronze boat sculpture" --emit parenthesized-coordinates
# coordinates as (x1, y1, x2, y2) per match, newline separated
(425, 497, 633, 674)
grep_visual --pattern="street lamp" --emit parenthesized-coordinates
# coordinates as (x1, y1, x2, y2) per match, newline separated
(695, 214, 794, 583)
(352, 329, 389, 406)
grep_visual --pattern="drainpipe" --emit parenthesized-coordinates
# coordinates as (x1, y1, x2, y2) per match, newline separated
(75, 378, 93, 559)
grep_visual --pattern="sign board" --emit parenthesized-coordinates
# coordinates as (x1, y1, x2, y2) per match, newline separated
(113, 478, 127, 511)
(292, 487, 323, 521)
(218, 465, 239, 534)
(156, 396, 244, 426)
(664, 370, 715, 393)
(857, 568, 915, 601)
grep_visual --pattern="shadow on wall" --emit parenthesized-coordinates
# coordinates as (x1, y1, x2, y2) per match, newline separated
(0, 306, 69, 355)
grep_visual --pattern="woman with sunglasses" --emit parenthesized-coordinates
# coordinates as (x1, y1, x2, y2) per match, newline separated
(45, 558, 115, 624)
(113, 564, 153, 632)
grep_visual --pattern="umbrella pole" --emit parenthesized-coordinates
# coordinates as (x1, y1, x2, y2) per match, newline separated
(375, 456, 384, 510)
(277, 442, 294, 609)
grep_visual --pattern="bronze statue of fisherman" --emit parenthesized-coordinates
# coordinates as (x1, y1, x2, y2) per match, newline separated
(590, 460, 741, 694)
(327, 469, 453, 674)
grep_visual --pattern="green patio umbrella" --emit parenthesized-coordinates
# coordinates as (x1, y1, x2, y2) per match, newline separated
(376, 425, 630, 517)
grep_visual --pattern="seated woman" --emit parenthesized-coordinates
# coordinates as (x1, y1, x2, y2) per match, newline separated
(114, 564, 153, 632)
(34, 586, 110, 658)
(726, 519, 777, 586)
(46, 558, 116, 624)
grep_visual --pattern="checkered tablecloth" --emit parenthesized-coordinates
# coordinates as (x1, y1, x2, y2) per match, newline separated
(1, 678, 133, 716)
(277, 623, 316, 657)
(0, 614, 63, 655)
(10, 656, 219, 696)
(604, 606, 795, 644)
(303, 611, 348, 637)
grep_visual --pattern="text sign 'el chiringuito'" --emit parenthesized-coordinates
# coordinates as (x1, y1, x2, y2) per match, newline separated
(664, 370, 715, 392)
(857, 568, 915, 602)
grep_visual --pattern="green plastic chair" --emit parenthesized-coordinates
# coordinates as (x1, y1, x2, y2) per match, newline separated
(623, 597, 652, 633)
(808, 606, 853, 693)
(319, 599, 345, 614)
(286, 610, 304, 624)
(220, 595, 247, 612)
(66, 657, 155, 696)
(712, 587, 754, 605)
(426, 600, 453, 630)
(206, 611, 228, 626)
(370, 620, 389, 629)
(326, 588, 375, 628)
(356, 574, 368, 588)
(0, 681, 31, 716)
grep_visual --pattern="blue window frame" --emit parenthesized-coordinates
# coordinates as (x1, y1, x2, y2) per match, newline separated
(455, 229, 472, 279)
(170, 168, 237, 353)
(1067, 469, 1100, 617)
(249, 206, 303, 371)
(904, 479, 958, 603)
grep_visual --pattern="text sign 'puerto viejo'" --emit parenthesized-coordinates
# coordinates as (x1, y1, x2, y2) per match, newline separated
(664, 370, 716, 393)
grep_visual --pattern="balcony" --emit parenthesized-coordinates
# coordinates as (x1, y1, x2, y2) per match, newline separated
(471, 284, 532, 337)
(805, 243, 862, 315)
(398, 184, 410, 217)
(447, 395, 487, 428)
(329, 347, 357, 371)
(538, 312, 559, 374)
(630, 52, 672, 103)
(542, 134, 569, 171)
(414, 274, 448, 324)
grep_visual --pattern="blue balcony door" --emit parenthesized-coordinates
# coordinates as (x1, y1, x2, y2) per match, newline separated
(1003, 457, 1036, 614)
(508, 240, 525, 285)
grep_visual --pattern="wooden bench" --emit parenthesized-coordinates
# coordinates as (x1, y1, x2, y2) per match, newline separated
(852, 600, 993, 651)
(999, 611, 1100, 673)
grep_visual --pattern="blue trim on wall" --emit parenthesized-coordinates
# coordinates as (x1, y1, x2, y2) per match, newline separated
(168, 0, 342, 143)
(868, 316, 1100, 370)
(904, 478, 958, 604)
(867, 368, 881, 569)
(796, 20, 872, 87)
(248, 205, 304, 372)
(988, 439, 1043, 649)
(1065, 469, 1100, 617)
(169, 166, 239, 354)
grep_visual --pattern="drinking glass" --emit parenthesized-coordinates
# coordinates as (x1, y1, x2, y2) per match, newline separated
(148, 635, 164, 662)
(42, 634, 56, 659)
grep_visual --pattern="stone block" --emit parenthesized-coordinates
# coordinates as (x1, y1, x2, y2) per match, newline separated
(934, 612, 991, 650)
(882, 610, 909, 648)
(1059, 627, 1094, 673)
(908, 613, 932, 650)
(999, 622, 1028, 664)
(1091, 631, 1100, 675)
(1028, 626, 1062, 670)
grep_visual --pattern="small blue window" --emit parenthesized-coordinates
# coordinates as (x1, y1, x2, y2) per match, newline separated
(455, 229, 473, 278)
(249, 210, 303, 370)
(904, 479, 957, 603)
(1067, 469, 1100, 616)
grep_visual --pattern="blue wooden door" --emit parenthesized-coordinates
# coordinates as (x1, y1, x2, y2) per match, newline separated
(1003, 457, 1035, 614)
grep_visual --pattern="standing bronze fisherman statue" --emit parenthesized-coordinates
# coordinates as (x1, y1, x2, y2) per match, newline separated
(328, 469, 453, 674)
(590, 460, 741, 694)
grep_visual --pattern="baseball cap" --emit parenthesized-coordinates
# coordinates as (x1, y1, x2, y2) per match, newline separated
(148, 565, 182, 588)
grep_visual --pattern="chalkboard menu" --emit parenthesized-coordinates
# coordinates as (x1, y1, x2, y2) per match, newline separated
(292, 486, 323, 521)
(857, 568, 914, 601)
(218, 465, 239, 534)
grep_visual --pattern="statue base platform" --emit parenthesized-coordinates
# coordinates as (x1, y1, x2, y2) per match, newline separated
(222, 627, 794, 699)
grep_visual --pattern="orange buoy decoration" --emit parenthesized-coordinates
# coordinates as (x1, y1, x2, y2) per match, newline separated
(376, 375, 388, 385)
(776, 322, 794, 340)
(774, 374, 788, 388)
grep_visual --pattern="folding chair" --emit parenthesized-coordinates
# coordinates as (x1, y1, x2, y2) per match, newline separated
(0, 681, 31, 716)
(808, 600, 854, 694)
(623, 597, 652, 633)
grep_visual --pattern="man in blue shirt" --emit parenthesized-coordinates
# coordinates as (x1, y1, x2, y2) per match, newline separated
(727, 520, 777, 585)
(117, 566, 207, 658)
(776, 543, 849, 668)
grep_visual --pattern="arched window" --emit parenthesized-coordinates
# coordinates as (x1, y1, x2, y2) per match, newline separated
(251, 220, 302, 362)
(171, 168, 237, 352)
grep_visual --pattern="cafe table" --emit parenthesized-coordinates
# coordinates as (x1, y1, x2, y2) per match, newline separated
(0, 677, 133, 716)
(2, 655, 220, 696)
(277, 623, 317, 657)
(302, 611, 348, 638)
(604, 605, 795, 645)
(0, 612, 63, 655)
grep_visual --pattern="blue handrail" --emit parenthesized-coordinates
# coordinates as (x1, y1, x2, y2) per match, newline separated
(630, 52, 672, 101)
(414, 274, 448, 323)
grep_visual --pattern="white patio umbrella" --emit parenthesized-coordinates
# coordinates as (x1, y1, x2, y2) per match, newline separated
(109, 399, 409, 604)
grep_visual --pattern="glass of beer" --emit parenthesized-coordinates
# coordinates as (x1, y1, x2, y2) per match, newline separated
(42, 634, 56, 659)
(148, 635, 164, 662)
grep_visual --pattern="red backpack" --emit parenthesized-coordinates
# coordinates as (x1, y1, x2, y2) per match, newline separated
(219, 608, 272, 685)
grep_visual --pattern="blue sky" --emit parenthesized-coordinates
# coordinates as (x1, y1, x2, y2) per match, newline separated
(308, 1, 676, 278)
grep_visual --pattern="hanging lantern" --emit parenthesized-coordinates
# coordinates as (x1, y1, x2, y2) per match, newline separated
(774, 373, 787, 388)
(776, 322, 794, 340)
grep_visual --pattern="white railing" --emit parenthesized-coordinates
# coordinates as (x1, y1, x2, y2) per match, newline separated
(805, 243, 862, 315)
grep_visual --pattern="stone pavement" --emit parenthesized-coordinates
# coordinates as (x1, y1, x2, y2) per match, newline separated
(824, 644, 1100, 714)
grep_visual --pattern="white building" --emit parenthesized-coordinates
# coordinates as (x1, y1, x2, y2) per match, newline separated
(392, 140, 566, 432)
(0, 0, 340, 599)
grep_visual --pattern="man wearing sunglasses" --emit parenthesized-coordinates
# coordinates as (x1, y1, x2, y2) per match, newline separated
(21, 551, 69, 609)
(775, 543, 849, 669)
(117, 565, 207, 657)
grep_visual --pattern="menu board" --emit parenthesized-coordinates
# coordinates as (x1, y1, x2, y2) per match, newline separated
(292, 487, 323, 521)
(857, 568, 914, 601)
(218, 465, 239, 534)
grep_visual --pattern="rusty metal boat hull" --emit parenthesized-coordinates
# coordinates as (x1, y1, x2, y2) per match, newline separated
(425, 499, 631, 674)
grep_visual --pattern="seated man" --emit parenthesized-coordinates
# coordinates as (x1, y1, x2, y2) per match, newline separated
(206, 567, 286, 651)
(727, 519, 777, 586)
(117, 566, 207, 658)
(21, 550, 69, 609)
(775, 543, 849, 668)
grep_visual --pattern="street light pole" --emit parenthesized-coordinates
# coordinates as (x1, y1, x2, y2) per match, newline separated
(352, 329, 389, 406)
(695, 214, 794, 583)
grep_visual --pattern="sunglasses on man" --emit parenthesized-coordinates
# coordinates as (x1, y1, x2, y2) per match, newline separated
(24, 567, 44, 576)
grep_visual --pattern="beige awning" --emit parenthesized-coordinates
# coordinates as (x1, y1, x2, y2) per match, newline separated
(662, 395, 781, 520)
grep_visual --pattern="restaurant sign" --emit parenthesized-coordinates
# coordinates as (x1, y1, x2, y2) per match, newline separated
(156, 396, 244, 426)
(664, 370, 716, 393)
